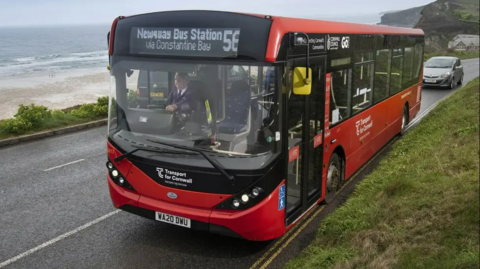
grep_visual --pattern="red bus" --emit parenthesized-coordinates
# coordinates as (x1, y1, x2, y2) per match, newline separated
(105, 10, 424, 241)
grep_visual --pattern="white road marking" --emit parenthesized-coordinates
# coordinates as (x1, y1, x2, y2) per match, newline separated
(43, 159, 85, 172)
(0, 210, 120, 268)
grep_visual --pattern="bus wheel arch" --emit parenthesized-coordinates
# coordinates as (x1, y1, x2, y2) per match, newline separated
(323, 146, 345, 204)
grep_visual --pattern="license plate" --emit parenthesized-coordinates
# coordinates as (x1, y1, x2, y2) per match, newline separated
(150, 92, 164, 97)
(155, 212, 191, 228)
(425, 79, 437, 83)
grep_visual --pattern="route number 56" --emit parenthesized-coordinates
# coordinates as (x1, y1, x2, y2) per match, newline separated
(223, 30, 240, 52)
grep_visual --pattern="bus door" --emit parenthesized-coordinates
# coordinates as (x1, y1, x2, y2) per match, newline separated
(284, 56, 327, 226)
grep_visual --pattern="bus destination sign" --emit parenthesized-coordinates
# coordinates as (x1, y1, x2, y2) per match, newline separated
(130, 27, 241, 57)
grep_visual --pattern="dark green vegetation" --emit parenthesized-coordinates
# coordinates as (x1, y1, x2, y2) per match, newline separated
(285, 78, 480, 269)
(379, 0, 479, 53)
(415, 0, 479, 52)
(0, 97, 109, 140)
(424, 50, 480, 61)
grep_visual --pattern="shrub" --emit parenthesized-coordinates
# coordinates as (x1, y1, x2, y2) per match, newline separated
(2, 117, 33, 135)
(128, 89, 138, 107)
(70, 103, 96, 118)
(14, 104, 52, 128)
(52, 110, 66, 118)
(97, 96, 109, 107)
(0, 97, 111, 139)
(93, 105, 108, 117)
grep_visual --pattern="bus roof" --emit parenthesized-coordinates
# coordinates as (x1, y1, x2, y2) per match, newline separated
(110, 10, 425, 61)
(265, 15, 424, 61)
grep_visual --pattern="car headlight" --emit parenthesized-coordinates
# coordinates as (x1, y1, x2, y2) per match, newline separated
(441, 71, 452, 78)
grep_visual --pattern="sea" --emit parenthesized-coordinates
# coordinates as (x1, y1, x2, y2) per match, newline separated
(0, 24, 110, 79)
(0, 14, 383, 79)
(0, 18, 382, 119)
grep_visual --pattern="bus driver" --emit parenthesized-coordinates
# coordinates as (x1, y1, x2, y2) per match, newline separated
(165, 72, 198, 113)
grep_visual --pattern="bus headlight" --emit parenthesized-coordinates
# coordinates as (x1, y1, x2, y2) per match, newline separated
(216, 185, 266, 210)
(213, 171, 271, 210)
(106, 161, 136, 192)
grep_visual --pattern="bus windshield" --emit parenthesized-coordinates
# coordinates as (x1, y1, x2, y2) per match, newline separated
(108, 58, 280, 161)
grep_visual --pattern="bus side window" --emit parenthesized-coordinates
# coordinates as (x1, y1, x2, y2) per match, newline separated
(373, 49, 392, 103)
(352, 52, 374, 115)
(329, 69, 350, 125)
(403, 47, 415, 88)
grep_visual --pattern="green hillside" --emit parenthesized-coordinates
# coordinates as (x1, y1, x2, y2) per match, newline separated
(415, 0, 479, 52)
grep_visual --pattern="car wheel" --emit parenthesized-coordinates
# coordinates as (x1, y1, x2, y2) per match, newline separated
(458, 74, 464, 85)
(449, 77, 455, 89)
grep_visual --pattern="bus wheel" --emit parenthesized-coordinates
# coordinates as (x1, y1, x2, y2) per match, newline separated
(324, 153, 342, 204)
(400, 105, 408, 136)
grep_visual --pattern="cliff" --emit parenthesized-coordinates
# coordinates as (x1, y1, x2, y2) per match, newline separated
(377, 0, 479, 52)
(378, 6, 425, 27)
(415, 0, 479, 52)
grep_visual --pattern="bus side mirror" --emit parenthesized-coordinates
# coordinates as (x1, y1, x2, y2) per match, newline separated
(292, 67, 312, 95)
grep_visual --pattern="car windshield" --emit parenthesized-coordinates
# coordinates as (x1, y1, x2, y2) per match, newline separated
(425, 58, 453, 68)
(107, 58, 281, 163)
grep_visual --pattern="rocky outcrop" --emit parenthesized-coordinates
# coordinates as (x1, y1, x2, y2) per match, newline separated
(378, 6, 425, 27)
(415, 0, 479, 52)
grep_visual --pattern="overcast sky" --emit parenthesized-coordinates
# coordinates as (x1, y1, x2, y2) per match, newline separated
(0, 0, 434, 27)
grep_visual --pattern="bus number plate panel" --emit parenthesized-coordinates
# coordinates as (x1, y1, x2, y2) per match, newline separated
(155, 211, 191, 228)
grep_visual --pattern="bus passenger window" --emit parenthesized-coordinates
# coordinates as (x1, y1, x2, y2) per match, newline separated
(390, 48, 404, 96)
(373, 49, 391, 103)
(403, 47, 415, 88)
(352, 52, 374, 114)
(329, 69, 350, 125)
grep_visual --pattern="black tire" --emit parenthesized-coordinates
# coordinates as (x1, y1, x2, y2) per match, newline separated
(400, 105, 409, 136)
(449, 77, 455, 89)
(458, 74, 464, 85)
(324, 153, 342, 204)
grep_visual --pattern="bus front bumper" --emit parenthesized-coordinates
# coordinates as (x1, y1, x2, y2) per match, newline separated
(107, 174, 286, 241)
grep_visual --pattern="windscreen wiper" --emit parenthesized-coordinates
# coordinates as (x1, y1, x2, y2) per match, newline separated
(114, 144, 197, 162)
(146, 139, 236, 185)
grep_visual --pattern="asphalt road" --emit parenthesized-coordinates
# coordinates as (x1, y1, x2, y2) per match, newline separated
(0, 58, 478, 269)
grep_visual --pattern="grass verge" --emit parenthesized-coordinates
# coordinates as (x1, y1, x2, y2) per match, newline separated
(0, 96, 108, 141)
(425, 51, 479, 61)
(285, 77, 480, 269)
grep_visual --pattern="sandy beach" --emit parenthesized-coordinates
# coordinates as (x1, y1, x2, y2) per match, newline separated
(0, 67, 110, 120)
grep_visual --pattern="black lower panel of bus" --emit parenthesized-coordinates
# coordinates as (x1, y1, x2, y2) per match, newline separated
(119, 205, 243, 239)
